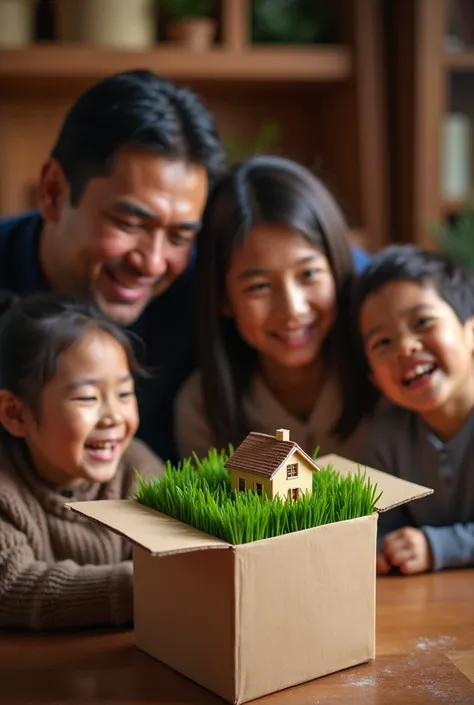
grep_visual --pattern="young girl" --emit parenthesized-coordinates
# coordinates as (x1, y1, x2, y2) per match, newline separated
(175, 155, 374, 460)
(0, 292, 163, 630)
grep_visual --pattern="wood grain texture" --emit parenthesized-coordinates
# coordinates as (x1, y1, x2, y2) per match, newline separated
(0, 570, 473, 704)
(0, 45, 351, 82)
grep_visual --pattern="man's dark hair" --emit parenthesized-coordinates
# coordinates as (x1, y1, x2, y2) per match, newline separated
(51, 69, 226, 205)
(353, 244, 474, 325)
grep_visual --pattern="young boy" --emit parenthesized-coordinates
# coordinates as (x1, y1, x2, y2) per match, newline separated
(354, 244, 474, 575)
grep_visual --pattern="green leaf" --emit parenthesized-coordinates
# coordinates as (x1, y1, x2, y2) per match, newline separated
(134, 449, 380, 545)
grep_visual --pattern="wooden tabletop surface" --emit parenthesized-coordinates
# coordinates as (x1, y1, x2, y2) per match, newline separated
(1, 570, 473, 704)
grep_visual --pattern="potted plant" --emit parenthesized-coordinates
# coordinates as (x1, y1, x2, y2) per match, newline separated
(429, 204, 474, 272)
(251, 0, 337, 45)
(0, 0, 36, 48)
(55, 0, 157, 49)
(163, 0, 216, 51)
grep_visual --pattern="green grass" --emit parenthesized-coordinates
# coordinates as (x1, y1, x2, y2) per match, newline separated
(134, 448, 382, 545)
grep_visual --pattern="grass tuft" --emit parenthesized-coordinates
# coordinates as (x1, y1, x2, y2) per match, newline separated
(134, 448, 382, 545)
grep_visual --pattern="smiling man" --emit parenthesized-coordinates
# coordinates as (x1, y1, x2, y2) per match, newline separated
(0, 69, 226, 462)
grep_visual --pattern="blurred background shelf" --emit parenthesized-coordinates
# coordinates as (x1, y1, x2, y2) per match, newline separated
(0, 44, 352, 82)
(0, 0, 389, 252)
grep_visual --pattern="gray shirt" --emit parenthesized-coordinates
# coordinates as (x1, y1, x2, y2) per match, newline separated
(362, 404, 474, 571)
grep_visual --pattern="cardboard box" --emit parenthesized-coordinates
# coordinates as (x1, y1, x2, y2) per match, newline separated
(68, 454, 432, 704)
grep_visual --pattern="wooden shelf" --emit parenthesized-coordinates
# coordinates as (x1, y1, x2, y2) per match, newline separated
(445, 50, 474, 71)
(0, 1, 389, 251)
(0, 44, 352, 82)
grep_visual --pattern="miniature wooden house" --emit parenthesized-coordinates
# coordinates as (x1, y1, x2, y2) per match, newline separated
(225, 429, 319, 501)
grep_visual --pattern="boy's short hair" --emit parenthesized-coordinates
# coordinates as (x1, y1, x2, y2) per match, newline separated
(353, 244, 474, 325)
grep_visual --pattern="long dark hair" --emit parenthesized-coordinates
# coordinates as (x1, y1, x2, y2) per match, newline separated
(0, 291, 142, 421)
(196, 155, 368, 450)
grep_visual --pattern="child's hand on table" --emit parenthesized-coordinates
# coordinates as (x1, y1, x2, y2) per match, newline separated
(377, 527, 432, 575)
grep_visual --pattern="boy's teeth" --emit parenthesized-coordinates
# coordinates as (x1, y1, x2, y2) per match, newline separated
(404, 364, 434, 381)
(88, 441, 115, 449)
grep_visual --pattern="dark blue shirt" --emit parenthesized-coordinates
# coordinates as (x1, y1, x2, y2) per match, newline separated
(351, 245, 372, 273)
(0, 211, 372, 462)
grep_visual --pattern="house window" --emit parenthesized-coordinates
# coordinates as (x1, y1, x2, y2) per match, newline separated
(255, 482, 262, 496)
(288, 488, 300, 501)
(238, 478, 246, 492)
(286, 463, 298, 479)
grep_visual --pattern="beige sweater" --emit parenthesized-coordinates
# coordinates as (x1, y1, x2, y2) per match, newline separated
(0, 438, 163, 631)
(175, 371, 367, 462)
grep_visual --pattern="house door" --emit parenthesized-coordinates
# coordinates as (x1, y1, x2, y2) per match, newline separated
(288, 488, 300, 501)
(255, 483, 262, 496)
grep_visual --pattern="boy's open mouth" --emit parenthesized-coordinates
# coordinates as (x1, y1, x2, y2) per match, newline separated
(401, 363, 437, 387)
(86, 441, 117, 450)
(84, 440, 122, 462)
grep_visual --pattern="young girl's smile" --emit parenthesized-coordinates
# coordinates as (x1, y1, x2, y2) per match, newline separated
(179, 155, 364, 458)
(19, 329, 139, 487)
(225, 223, 336, 373)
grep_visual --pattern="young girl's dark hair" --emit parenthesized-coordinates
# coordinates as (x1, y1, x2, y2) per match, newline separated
(196, 155, 371, 450)
(0, 291, 142, 421)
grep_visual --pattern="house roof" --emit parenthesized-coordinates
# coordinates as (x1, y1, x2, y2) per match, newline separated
(224, 432, 320, 479)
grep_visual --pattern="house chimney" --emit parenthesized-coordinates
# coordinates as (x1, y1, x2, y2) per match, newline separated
(276, 428, 290, 442)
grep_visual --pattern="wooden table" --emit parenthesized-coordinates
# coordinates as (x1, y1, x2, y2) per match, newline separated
(1, 570, 473, 704)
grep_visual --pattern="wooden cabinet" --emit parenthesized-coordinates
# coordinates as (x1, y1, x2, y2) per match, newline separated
(0, 0, 389, 251)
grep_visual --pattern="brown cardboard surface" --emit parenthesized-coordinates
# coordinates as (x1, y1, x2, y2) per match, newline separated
(133, 545, 236, 703)
(67, 461, 429, 703)
(66, 499, 230, 555)
(131, 514, 377, 705)
(317, 454, 433, 512)
(234, 514, 377, 703)
(448, 650, 474, 683)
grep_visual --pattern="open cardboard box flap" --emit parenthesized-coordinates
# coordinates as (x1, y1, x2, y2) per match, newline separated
(67, 453, 433, 556)
(317, 454, 433, 512)
(67, 499, 231, 555)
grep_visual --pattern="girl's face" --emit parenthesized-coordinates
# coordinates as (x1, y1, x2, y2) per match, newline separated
(225, 223, 336, 373)
(18, 329, 139, 487)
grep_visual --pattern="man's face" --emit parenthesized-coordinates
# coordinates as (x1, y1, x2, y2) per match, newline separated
(40, 149, 208, 325)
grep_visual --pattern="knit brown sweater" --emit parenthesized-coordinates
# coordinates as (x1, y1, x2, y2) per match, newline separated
(0, 438, 164, 631)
